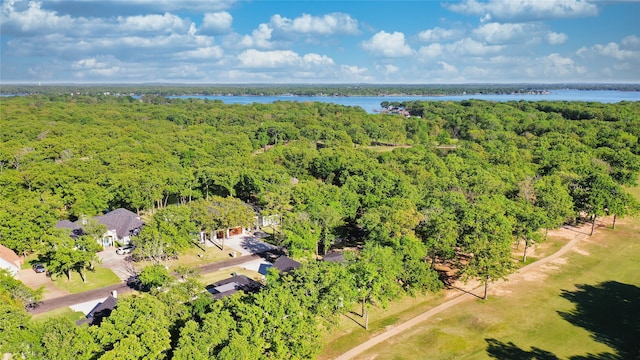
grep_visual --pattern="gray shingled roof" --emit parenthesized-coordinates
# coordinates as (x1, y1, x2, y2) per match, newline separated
(55, 220, 81, 230)
(272, 256, 301, 273)
(76, 295, 118, 326)
(94, 208, 143, 239)
(207, 275, 263, 299)
(56, 208, 143, 240)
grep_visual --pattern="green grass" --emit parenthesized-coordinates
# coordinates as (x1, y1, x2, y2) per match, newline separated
(364, 145, 413, 153)
(135, 244, 232, 271)
(31, 307, 86, 323)
(51, 266, 121, 294)
(340, 220, 640, 360)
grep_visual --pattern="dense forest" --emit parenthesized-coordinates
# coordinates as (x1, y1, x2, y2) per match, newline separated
(1, 95, 639, 359)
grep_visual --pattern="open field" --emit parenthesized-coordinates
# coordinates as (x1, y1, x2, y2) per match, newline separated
(50, 267, 121, 294)
(132, 243, 233, 271)
(340, 218, 640, 360)
(319, 234, 568, 359)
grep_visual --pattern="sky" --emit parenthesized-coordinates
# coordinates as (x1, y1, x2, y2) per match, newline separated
(1, 0, 639, 84)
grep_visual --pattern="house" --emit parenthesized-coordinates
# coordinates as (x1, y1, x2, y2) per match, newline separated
(93, 208, 143, 246)
(76, 291, 118, 326)
(206, 274, 263, 300)
(56, 208, 143, 247)
(0, 243, 22, 277)
(271, 255, 301, 273)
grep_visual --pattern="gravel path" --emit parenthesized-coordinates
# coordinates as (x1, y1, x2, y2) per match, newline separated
(334, 223, 592, 360)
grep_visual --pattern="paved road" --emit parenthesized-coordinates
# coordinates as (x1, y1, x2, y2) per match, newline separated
(28, 250, 280, 315)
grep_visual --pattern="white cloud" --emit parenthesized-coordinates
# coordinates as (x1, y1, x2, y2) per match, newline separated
(339, 65, 373, 81)
(116, 12, 191, 34)
(622, 35, 640, 48)
(593, 42, 636, 60)
(539, 53, 586, 76)
(175, 46, 224, 60)
(547, 31, 568, 45)
(418, 43, 444, 59)
(361, 31, 414, 57)
(240, 23, 274, 49)
(473, 22, 538, 43)
(302, 53, 335, 66)
(376, 64, 399, 75)
(472, 22, 567, 46)
(447, 0, 599, 21)
(1, 0, 74, 34)
(438, 61, 458, 74)
(270, 13, 359, 35)
(237, 49, 334, 69)
(578, 39, 640, 61)
(237, 49, 297, 68)
(72, 57, 108, 70)
(446, 38, 504, 56)
(200, 12, 232, 34)
(417, 27, 463, 42)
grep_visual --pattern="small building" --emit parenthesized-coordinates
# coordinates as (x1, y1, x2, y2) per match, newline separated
(207, 274, 263, 300)
(0, 244, 22, 277)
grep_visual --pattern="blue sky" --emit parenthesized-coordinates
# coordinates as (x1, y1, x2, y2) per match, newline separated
(1, 0, 639, 84)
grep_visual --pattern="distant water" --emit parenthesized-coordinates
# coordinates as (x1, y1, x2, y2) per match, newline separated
(169, 90, 640, 114)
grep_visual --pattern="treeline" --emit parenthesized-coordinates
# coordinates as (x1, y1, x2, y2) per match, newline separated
(1, 96, 639, 359)
(2, 83, 639, 97)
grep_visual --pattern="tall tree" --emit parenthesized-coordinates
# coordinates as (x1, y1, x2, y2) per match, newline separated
(349, 245, 403, 329)
(461, 195, 515, 300)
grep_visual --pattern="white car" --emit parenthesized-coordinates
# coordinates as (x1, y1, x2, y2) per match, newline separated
(116, 245, 135, 255)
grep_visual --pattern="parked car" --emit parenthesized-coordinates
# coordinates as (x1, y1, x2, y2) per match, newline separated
(116, 245, 135, 255)
(32, 263, 46, 273)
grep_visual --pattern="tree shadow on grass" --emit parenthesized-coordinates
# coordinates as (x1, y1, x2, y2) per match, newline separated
(486, 281, 640, 360)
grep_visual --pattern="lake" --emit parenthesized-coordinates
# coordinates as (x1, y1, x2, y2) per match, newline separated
(169, 89, 640, 114)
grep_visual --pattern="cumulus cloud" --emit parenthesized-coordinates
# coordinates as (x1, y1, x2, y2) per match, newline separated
(116, 12, 192, 34)
(472, 22, 538, 43)
(446, 0, 599, 21)
(376, 64, 399, 75)
(417, 27, 464, 42)
(622, 35, 640, 48)
(361, 31, 414, 57)
(446, 38, 504, 56)
(547, 31, 568, 45)
(418, 43, 444, 59)
(200, 12, 233, 34)
(239, 23, 274, 49)
(472, 22, 567, 45)
(1, 0, 74, 35)
(237, 49, 334, 69)
(174, 46, 224, 60)
(592, 42, 636, 60)
(270, 12, 359, 35)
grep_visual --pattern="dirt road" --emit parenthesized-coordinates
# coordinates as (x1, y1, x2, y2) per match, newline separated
(334, 223, 592, 360)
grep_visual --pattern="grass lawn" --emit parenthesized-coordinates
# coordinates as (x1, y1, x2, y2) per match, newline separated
(135, 244, 232, 271)
(337, 219, 640, 360)
(31, 307, 86, 323)
(319, 236, 568, 359)
(50, 266, 121, 294)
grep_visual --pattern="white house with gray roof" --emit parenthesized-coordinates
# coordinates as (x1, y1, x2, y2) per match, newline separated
(56, 208, 143, 247)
